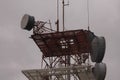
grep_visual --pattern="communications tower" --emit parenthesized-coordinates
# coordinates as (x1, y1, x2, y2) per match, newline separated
(21, 0, 107, 80)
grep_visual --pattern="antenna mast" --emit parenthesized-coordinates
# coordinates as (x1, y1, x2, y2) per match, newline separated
(62, 0, 69, 31)
(57, 0, 59, 32)
(62, 0, 65, 31)
(87, 0, 90, 31)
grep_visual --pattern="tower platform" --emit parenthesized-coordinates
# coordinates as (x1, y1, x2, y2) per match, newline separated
(31, 29, 94, 57)
(22, 65, 96, 80)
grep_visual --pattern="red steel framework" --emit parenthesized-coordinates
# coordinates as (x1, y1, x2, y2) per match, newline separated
(32, 30, 91, 57)
(21, 16, 101, 80)
(31, 21, 95, 69)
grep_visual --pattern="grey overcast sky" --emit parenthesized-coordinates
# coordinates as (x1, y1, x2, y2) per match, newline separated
(0, 0, 120, 80)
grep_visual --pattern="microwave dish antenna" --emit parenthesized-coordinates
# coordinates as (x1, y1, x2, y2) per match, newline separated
(92, 63, 107, 80)
(21, 14, 35, 31)
(91, 36, 106, 63)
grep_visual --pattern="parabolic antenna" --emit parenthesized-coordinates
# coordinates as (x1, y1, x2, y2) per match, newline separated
(21, 14, 35, 31)
(92, 63, 107, 80)
(90, 36, 106, 63)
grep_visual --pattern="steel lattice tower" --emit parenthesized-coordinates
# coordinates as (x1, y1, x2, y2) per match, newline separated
(20, 1, 107, 79)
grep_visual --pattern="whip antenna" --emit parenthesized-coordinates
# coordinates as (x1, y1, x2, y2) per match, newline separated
(57, 0, 59, 32)
(87, 0, 90, 31)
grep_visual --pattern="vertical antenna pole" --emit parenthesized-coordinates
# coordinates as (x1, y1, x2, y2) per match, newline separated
(57, 0, 59, 32)
(62, 0, 65, 31)
(87, 0, 90, 31)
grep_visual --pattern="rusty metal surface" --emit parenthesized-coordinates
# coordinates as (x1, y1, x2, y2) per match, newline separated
(32, 29, 92, 57)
